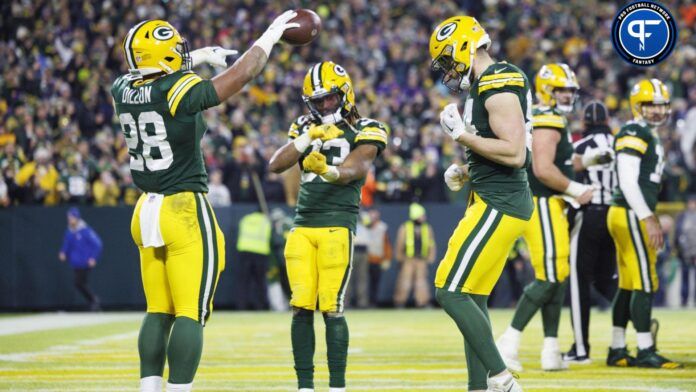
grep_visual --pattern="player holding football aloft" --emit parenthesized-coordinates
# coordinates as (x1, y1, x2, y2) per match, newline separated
(430, 16, 532, 392)
(497, 63, 594, 372)
(112, 12, 299, 392)
(606, 79, 680, 369)
(268, 61, 389, 392)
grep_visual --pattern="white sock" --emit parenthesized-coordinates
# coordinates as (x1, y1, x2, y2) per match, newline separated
(543, 337, 559, 351)
(503, 326, 522, 351)
(611, 327, 626, 349)
(140, 376, 163, 392)
(166, 382, 193, 392)
(637, 332, 654, 350)
(298, 389, 314, 392)
(329, 388, 346, 392)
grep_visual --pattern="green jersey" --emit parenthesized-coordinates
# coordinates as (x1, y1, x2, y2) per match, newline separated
(612, 121, 664, 211)
(110, 70, 220, 194)
(466, 61, 534, 220)
(289, 115, 389, 232)
(527, 106, 574, 197)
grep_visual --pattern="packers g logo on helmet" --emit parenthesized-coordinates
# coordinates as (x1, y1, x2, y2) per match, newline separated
(429, 16, 491, 92)
(302, 61, 356, 125)
(630, 78, 671, 126)
(152, 26, 174, 41)
(123, 20, 191, 79)
(535, 63, 579, 113)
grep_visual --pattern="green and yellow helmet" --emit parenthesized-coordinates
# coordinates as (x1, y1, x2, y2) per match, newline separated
(122, 20, 191, 79)
(429, 16, 491, 92)
(535, 63, 579, 112)
(629, 78, 671, 126)
(302, 61, 356, 124)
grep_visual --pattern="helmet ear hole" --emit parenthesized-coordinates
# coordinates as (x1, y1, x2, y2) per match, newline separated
(164, 56, 174, 62)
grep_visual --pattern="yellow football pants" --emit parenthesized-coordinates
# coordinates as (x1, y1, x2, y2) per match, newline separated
(607, 206, 658, 293)
(523, 196, 570, 283)
(284, 226, 352, 312)
(435, 193, 529, 295)
(131, 192, 225, 325)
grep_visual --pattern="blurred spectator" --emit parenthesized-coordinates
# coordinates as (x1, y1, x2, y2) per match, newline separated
(394, 203, 436, 308)
(223, 137, 264, 203)
(676, 194, 696, 307)
(92, 170, 120, 206)
(235, 209, 272, 310)
(208, 169, 231, 207)
(377, 156, 410, 202)
(349, 211, 372, 308)
(0, 0, 694, 207)
(15, 147, 60, 205)
(59, 207, 102, 311)
(365, 208, 392, 307)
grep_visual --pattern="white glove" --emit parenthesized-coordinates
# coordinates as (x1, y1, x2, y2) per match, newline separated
(581, 147, 614, 168)
(564, 181, 595, 198)
(444, 164, 467, 191)
(190, 46, 238, 68)
(440, 103, 474, 141)
(253, 10, 300, 57)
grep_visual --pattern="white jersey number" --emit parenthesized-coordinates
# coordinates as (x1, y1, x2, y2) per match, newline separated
(120, 111, 174, 172)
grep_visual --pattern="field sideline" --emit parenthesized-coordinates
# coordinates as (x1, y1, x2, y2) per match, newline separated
(0, 309, 694, 391)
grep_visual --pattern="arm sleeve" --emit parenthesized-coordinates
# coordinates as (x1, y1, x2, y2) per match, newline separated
(617, 153, 653, 220)
(167, 73, 220, 116)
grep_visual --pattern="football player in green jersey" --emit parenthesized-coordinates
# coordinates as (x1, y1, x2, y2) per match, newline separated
(430, 15, 533, 392)
(496, 63, 594, 372)
(606, 79, 681, 369)
(268, 61, 388, 392)
(112, 13, 300, 392)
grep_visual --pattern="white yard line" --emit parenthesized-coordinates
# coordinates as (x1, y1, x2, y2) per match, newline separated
(0, 331, 138, 362)
(0, 313, 140, 336)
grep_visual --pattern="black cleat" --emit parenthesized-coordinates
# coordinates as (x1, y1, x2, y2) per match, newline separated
(563, 345, 591, 364)
(606, 347, 636, 367)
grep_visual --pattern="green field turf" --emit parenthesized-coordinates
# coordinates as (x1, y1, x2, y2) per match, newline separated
(0, 309, 694, 391)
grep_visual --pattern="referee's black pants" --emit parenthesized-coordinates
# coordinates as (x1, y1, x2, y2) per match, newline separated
(568, 205, 617, 357)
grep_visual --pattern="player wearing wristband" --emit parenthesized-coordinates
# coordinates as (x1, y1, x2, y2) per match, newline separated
(496, 63, 591, 372)
(268, 61, 388, 392)
(113, 12, 299, 392)
(606, 79, 680, 369)
(431, 15, 533, 392)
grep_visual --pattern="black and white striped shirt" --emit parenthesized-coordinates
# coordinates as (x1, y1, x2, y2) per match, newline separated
(573, 131, 616, 206)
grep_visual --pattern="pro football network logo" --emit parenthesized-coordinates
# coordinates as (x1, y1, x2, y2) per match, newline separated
(611, 1, 677, 66)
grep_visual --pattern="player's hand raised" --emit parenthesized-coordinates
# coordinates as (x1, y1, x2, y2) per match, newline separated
(191, 46, 239, 68)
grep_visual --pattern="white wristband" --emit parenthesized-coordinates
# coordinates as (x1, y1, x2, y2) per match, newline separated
(293, 133, 311, 153)
(320, 166, 340, 182)
(252, 33, 275, 58)
(564, 181, 587, 198)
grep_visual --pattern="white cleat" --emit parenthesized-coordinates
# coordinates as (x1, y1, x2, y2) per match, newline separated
(487, 373, 522, 392)
(496, 334, 523, 372)
(541, 346, 568, 371)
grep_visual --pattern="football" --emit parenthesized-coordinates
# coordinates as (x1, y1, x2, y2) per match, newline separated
(281, 9, 321, 46)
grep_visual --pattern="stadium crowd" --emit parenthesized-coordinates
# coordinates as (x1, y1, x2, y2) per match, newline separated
(1, 0, 696, 208)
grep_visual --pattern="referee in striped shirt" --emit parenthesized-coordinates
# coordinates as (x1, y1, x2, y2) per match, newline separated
(564, 101, 617, 363)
